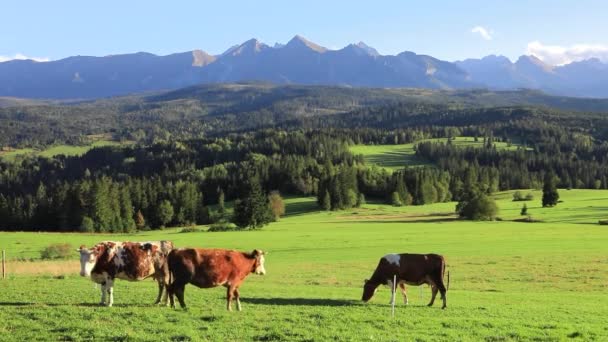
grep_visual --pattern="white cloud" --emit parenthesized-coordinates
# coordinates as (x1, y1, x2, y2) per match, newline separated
(471, 26, 492, 41)
(526, 41, 608, 66)
(0, 53, 50, 63)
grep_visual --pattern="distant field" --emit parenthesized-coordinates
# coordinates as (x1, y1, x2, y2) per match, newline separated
(350, 136, 525, 171)
(0, 140, 129, 162)
(1, 190, 607, 340)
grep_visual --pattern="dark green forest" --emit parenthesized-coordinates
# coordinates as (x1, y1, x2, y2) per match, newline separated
(1, 84, 608, 231)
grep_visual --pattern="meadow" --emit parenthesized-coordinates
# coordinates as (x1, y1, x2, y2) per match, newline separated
(1, 190, 607, 341)
(349, 137, 524, 171)
(0, 139, 127, 162)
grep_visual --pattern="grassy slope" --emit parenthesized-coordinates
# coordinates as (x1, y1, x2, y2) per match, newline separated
(1, 191, 607, 341)
(0, 140, 126, 161)
(350, 137, 523, 171)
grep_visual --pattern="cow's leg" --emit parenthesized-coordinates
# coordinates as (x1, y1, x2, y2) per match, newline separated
(160, 283, 169, 306)
(437, 282, 447, 309)
(234, 288, 242, 312)
(154, 277, 163, 305)
(428, 285, 438, 307)
(106, 278, 114, 307)
(399, 282, 408, 305)
(226, 285, 236, 311)
(99, 282, 107, 306)
(173, 283, 187, 310)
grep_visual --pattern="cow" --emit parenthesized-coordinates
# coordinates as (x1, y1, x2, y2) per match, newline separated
(362, 253, 449, 309)
(167, 248, 266, 311)
(77, 240, 174, 307)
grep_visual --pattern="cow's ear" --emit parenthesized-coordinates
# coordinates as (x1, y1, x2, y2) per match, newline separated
(252, 249, 262, 256)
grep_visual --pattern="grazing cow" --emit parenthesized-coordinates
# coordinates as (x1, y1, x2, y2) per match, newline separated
(77, 240, 173, 307)
(362, 253, 449, 309)
(167, 248, 266, 311)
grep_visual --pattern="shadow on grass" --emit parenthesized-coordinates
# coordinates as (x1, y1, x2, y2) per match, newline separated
(284, 200, 320, 217)
(346, 217, 460, 224)
(0, 301, 164, 308)
(0, 302, 34, 306)
(241, 297, 358, 307)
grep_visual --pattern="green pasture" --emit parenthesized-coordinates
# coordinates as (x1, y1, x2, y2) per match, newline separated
(350, 137, 525, 171)
(1, 190, 607, 341)
(0, 140, 126, 162)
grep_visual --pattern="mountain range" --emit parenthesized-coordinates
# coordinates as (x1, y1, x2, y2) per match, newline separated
(2, 35, 608, 99)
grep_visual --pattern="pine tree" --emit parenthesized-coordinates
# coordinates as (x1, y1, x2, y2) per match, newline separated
(520, 203, 528, 216)
(157, 200, 174, 228)
(322, 190, 331, 211)
(233, 176, 272, 229)
(542, 172, 560, 207)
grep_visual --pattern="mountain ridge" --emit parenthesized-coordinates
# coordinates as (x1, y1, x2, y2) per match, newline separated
(2, 35, 607, 99)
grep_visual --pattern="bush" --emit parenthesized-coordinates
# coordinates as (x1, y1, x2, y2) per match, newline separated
(41, 243, 73, 260)
(356, 193, 366, 207)
(513, 191, 534, 201)
(80, 216, 95, 233)
(391, 192, 402, 207)
(208, 222, 238, 232)
(456, 192, 498, 221)
(268, 191, 285, 221)
(598, 220, 608, 225)
(180, 227, 202, 233)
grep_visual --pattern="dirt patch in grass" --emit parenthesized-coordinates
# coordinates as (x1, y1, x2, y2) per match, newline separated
(6, 260, 79, 276)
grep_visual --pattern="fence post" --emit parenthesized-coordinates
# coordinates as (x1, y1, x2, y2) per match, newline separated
(2, 250, 5, 280)
(391, 274, 396, 318)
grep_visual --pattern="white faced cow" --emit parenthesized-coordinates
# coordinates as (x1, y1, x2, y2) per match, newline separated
(77, 240, 173, 307)
(362, 253, 449, 309)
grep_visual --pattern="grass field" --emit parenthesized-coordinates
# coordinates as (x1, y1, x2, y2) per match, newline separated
(350, 137, 525, 171)
(0, 140, 128, 162)
(1, 191, 607, 341)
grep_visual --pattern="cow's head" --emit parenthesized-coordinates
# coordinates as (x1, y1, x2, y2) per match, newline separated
(77, 245, 98, 277)
(252, 249, 266, 275)
(361, 279, 379, 302)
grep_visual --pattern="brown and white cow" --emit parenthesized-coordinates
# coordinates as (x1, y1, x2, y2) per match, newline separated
(167, 248, 266, 311)
(362, 253, 449, 309)
(77, 240, 173, 307)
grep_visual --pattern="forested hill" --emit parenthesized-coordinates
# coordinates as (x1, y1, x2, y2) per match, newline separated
(3, 84, 608, 148)
(3, 84, 608, 231)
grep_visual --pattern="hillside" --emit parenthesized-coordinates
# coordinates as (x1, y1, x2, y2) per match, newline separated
(3, 84, 608, 148)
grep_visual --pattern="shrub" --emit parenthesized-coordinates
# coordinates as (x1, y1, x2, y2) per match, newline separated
(356, 193, 366, 207)
(40, 243, 73, 260)
(180, 227, 202, 233)
(268, 191, 285, 221)
(80, 216, 95, 233)
(520, 203, 528, 216)
(391, 192, 402, 207)
(456, 192, 498, 221)
(513, 191, 534, 201)
(208, 222, 238, 232)
(598, 220, 608, 225)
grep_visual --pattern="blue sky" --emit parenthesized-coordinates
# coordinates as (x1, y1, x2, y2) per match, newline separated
(2, 0, 608, 65)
